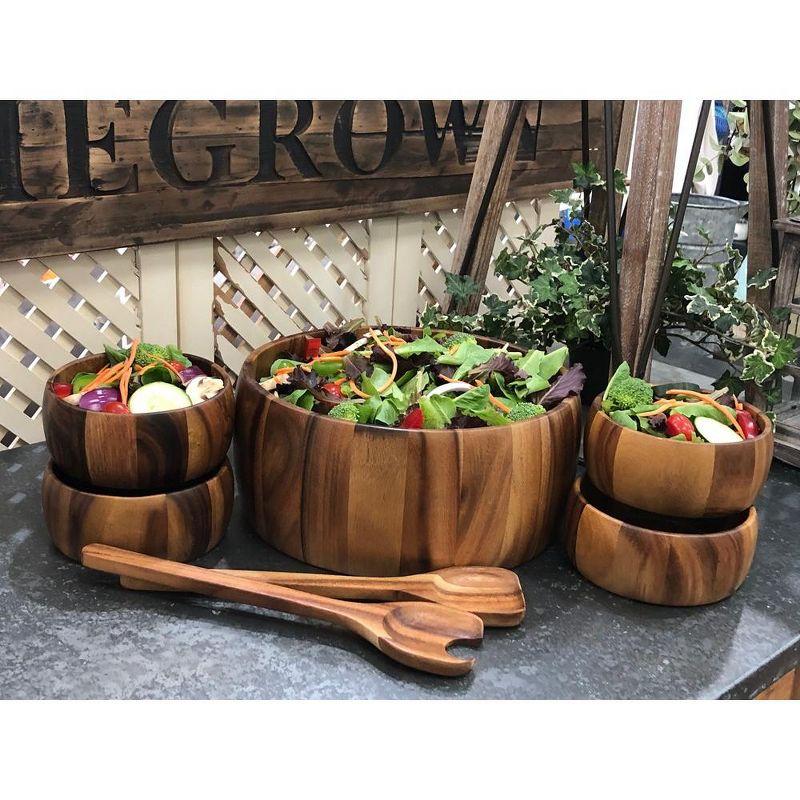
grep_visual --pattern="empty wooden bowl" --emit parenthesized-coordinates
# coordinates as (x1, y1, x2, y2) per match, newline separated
(563, 477, 758, 606)
(584, 395, 773, 517)
(235, 328, 582, 576)
(42, 458, 233, 562)
(42, 353, 234, 491)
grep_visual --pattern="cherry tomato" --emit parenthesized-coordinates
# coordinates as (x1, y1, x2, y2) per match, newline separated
(665, 412, 694, 440)
(166, 360, 185, 374)
(305, 337, 322, 360)
(102, 401, 131, 415)
(399, 407, 424, 429)
(322, 382, 343, 399)
(736, 409, 759, 439)
(52, 382, 72, 398)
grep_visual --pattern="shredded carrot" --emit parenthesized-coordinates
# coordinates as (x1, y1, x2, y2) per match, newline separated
(333, 376, 347, 385)
(734, 397, 743, 411)
(149, 355, 183, 378)
(489, 395, 510, 413)
(665, 389, 744, 437)
(274, 366, 295, 376)
(81, 361, 125, 394)
(348, 380, 372, 399)
(118, 340, 140, 406)
(639, 402, 680, 417)
(368, 328, 397, 393)
(438, 373, 460, 383)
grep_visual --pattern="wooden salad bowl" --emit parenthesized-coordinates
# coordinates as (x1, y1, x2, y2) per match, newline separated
(235, 328, 582, 576)
(42, 458, 233, 562)
(42, 353, 234, 491)
(563, 477, 758, 606)
(584, 395, 773, 518)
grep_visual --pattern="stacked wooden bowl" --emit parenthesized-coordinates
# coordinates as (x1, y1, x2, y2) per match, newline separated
(41, 353, 235, 561)
(569, 396, 774, 606)
(235, 329, 582, 576)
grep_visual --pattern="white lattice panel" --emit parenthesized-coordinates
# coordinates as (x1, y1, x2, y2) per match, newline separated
(0, 248, 139, 449)
(213, 221, 370, 374)
(417, 198, 558, 315)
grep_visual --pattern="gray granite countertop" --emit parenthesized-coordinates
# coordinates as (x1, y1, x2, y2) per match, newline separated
(1, 442, 799, 699)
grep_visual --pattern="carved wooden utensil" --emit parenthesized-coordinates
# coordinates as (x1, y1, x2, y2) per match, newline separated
(119, 565, 526, 627)
(82, 545, 484, 677)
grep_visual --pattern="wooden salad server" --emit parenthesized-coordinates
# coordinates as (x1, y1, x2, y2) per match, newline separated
(118, 565, 526, 627)
(81, 544, 484, 677)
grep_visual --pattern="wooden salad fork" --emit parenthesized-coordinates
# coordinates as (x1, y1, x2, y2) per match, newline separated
(81, 544, 484, 677)
(118, 565, 526, 627)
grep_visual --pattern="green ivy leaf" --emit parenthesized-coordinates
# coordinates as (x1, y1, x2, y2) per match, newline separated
(741, 351, 775, 384)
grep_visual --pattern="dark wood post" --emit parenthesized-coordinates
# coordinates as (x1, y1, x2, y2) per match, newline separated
(616, 101, 682, 375)
(448, 100, 527, 315)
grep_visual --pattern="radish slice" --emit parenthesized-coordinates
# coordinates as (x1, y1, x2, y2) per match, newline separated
(344, 337, 369, 352)
(426, 382, 473, 397)
(694, 416, 743, 443)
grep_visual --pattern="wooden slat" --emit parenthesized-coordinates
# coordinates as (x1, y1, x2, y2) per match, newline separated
(0, 347, 46, 403)
(1, 263, 109, 352)
(617, 101, 682, 374)
(87, 248, 140, 298)
(365, 217, 399, 323)
(214, 244, 301, 337)
(40, 254, 139, 334)
(214, 294, 268, 349)
(449, 101, 528, 315)
(138, 241, 178, 344)
(215, 334, 246, 375)
(0, 397, 42, 443)
(177, 238, 215, 359)
(305, 225, 368, 300)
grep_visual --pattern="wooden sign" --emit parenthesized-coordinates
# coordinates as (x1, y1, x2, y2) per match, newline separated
(0, 100, 605, 259)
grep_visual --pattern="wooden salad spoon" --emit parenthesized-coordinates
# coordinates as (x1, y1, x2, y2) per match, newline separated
(81, 544, 484, 677)
(118, 565, 526, 627)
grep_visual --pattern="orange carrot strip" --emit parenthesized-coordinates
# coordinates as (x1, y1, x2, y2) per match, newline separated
(665, 389, 744, 437)
(368, 328, 397, 393)
(438, 373, 460, 383)
(489, 395, 510, 413)
(119, 340, 140, 406)
(275, 366, 295, 376)
(333, 376, 347, 385)
(81, 362, 125, 394)
(348, 380, 372, 399)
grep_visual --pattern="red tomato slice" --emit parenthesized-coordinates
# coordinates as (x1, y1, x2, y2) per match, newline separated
(322, 382, 344, 399)
(305, 337, 322, 360)
(400, 407, 424, 429)
(103, 401, 131, 415)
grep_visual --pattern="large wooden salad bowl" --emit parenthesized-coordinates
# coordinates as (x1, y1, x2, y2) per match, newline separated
(42, 458, 233, 562)
(564, 477, 758, 606)
(42, 353, 234, 491)
(235, 330, 582, 576)
(584, 395, 773, 518)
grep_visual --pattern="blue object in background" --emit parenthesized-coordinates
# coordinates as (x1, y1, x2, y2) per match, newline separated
(736, 253, 748, 301)
(714, 101, 730, 144)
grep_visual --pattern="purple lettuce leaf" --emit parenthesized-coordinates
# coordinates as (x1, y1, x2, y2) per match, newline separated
(540, 363, 586, 409)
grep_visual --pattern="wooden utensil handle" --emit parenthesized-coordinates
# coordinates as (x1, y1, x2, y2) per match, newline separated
(120, 570, 416, 600)
(82, 545, 382, 633)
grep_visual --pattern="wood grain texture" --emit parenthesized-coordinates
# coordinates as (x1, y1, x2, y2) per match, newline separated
(617, 100, 682, 374)
(82, 544, 485, 677)
(584, 396, 773, 517)
(42, 459, 233, 561)
(563, 478, 758, 606)
(42, 353, 234, 491)
(449, 100, 527, 315)
(234, 329, 581, 576)
(755, 668, 800, 699)
(0, 100, 609, 260)
(119, 565, 526, 627)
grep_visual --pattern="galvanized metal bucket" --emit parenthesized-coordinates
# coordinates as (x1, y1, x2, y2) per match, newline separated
(672, 193, 748, 264)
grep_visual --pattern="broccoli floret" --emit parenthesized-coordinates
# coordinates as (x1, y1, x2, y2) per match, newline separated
(603, 377, 654, 412)
(442, 331, 477, 349)
(507, 402, 546, 421)
(134, 342, 170, 367)
(328, 402, 360, 422)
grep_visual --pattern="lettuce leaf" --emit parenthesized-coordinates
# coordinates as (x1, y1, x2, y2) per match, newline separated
(538, 346, 569, 380)
(166, 344, 191, 368)
(270, 358, 302, 376)
(419, 394, 456, 429)
(393, 335, 445, 358)
(540, 363, 586, 409)
(610, 410, 637, 430)
(284, 389, 314, 410)
(453, 384, 509, 426)
(671, 402, 730, 425)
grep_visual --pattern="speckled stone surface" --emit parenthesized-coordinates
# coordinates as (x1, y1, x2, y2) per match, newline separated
(1, 442, 799, 699)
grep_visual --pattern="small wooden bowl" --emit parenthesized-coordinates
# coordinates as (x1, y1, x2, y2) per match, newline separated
(235, 328, 582, 576)
(584, 395, 773, 517)
(563, 477, 758, 606)
(42, 458, 233, 562)
(42, 353, 234, 491)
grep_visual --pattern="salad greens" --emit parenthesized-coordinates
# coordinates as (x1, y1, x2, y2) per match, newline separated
(259, 324, 586, 430)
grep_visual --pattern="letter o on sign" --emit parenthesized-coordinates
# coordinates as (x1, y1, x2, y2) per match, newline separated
(333, 101, 404, 175)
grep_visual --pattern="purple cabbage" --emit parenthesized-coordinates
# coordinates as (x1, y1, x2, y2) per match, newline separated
(179, 366, 206, 386)
(79, 387, 121, 412)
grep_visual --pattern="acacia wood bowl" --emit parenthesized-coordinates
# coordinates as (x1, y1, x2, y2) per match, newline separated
(42, 353, 234, 491)
(234, 328, 582, 576)
(584, 395, 773, 518)
(42, 458, 233, 562)
(563, 477, 758, 606)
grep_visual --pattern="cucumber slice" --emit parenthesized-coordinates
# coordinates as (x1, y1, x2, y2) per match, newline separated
(694, 416, 742, 443)
(128, 381, 191, 414)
